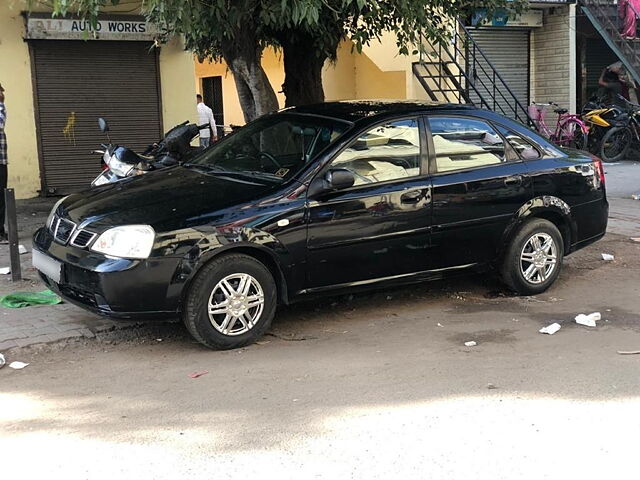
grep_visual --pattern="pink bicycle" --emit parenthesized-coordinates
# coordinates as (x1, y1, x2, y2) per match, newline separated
(528, 102, 589, 150)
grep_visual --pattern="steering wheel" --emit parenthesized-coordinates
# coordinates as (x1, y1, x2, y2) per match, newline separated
(258, 152, 281, 170)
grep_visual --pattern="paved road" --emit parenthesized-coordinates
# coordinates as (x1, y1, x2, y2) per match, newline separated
(2, 235, 640, 478)
(2, 165, 640, 478)
(602, 160, 640, 236)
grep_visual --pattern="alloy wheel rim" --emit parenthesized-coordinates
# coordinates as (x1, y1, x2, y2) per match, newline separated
(519, 232, 557, 285)
(207, 273, 265, 336)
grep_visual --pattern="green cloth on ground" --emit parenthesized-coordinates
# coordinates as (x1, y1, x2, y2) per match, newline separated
(0, 289, 63, 308)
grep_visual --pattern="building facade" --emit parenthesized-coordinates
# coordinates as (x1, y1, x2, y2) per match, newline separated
(195, 2, 617, 132)
(0, 1, 195, 198)
(0, 0, 625, 198)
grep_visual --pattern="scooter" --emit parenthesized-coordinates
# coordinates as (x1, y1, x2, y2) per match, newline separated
(91, 118, 209, 187)
(581, 93, 629, 156)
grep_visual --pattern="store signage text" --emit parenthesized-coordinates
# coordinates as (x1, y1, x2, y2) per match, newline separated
(26, 16, 159, 41)
(471, 9, 543, 28)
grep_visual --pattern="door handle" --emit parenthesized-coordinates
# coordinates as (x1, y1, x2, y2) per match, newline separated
(504, 175, 523, 187)
(400, 190, 423, 204)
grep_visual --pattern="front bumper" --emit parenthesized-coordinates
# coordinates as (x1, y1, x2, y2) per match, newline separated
(33, 227, 182, 320)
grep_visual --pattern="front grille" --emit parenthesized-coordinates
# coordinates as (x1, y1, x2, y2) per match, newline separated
(49, 214, 97, 248)
(51, 216, 77, 245)
(70, 230, 96, 248)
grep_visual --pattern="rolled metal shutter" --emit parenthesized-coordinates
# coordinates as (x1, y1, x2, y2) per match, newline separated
(30, 40, 162, 194)
(467, 29, 530, 120)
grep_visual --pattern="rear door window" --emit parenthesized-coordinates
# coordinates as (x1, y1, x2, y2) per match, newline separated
(428, 117, 518, 173)
(495, 126, 542, 160)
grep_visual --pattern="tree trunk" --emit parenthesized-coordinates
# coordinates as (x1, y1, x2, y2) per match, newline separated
(281, 35, 328, 107)
(221, 31, 279, 123)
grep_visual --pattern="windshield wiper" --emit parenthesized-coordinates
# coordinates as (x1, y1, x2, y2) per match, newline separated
(229, 170, 282, 182)
(181, 163, 229, 173)
(182, 163, 280, 182)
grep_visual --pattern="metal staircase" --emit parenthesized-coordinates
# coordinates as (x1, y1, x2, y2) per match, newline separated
(412, 19, 532, 126)
(580, 0, 640, 85)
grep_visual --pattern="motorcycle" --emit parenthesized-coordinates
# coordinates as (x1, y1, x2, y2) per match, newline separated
(580, 94, 626, 157)
(91, 118, 210, 187)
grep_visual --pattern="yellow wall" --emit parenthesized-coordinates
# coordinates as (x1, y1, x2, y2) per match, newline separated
(0, 1, 41, 199)
(194, 39, 410, 126)
(159, 37, 197, 131)
(354, 52, 406, 99)
(322, 41, 357, 100)
(195, 49, 286, 126)
(0, 1, 195, 198)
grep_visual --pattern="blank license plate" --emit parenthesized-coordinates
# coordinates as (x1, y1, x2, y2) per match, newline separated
(32, 249, 62, 284)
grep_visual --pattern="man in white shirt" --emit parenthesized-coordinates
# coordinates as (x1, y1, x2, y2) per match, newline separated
(196, 94, 217, 147)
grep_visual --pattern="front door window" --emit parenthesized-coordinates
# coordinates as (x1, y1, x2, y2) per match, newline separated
(330, 118, 422, 184)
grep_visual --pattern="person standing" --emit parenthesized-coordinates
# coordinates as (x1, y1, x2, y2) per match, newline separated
(619, 0, 640, 39)
(0, 83, 7, 242)
(196, 94, 217, 148)
(598, 61, 638, 104)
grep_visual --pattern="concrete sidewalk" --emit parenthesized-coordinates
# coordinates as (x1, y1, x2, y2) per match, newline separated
(0, 197, 137, 351)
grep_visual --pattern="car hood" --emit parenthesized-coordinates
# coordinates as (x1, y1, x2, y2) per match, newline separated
(61, 167, 277, 231)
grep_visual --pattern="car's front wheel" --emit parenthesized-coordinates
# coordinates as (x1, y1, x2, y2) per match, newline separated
(183, 253, 277, 349)
(501, 219, 564, 295)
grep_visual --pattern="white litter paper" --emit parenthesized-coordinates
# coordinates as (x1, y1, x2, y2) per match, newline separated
(539, 323, 562, 335)
(0, 267, 10, 275)
(464, 341, 477, 347)
(0, 353, 5, 369)
(18, 244, 28, 254)
(575, 312, 601, 327)
(8, 361, 29, 370)
(601, 253, 615, 261)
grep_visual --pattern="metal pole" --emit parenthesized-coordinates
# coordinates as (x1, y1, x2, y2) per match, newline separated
(5, 188, 22, 282)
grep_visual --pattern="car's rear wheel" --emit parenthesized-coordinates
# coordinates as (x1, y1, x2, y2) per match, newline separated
(183, 253, 277, 349)
(501, 219, 564, 295)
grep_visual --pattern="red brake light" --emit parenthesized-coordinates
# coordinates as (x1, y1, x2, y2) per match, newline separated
(593, 157, 606, 185)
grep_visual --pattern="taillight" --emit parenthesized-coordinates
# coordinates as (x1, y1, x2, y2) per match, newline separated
(593, 157, 606, 185)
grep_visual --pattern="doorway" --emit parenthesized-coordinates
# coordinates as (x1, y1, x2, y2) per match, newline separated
(201, 76, 224, 137)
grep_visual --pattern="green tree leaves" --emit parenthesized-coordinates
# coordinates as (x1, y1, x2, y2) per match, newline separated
(41, 0, 526, 116)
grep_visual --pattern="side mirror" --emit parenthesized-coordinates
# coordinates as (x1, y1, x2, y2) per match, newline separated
(98, 117, 109, 133)
(327, 168, 355, 190)
(308, 168, 355, 198)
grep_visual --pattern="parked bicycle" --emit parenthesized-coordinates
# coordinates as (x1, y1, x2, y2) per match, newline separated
(528, 102, 588, 150)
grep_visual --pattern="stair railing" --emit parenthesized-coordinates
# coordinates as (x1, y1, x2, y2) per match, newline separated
(413, 19, 533, 127)
(580, 0, 640, 85)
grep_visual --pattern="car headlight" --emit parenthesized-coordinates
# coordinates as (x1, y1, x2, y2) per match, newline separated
(90, 225, 155, 259)
(107, 154, 134, 177)
(46, 196, 69, 229)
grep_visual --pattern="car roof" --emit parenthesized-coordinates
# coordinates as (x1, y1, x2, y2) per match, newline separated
(284, 100, 476, 123)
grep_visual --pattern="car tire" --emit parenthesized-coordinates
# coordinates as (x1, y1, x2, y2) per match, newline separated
(500, 219, 564, 295)
(183, 253, 277, 350)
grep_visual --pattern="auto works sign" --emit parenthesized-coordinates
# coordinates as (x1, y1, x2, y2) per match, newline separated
(25, 14, 159, 41)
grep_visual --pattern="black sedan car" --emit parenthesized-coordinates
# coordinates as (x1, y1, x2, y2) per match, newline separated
(33, 101, 608, 349)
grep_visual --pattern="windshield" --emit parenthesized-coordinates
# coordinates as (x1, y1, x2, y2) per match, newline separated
(187, 113, 351, 181)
